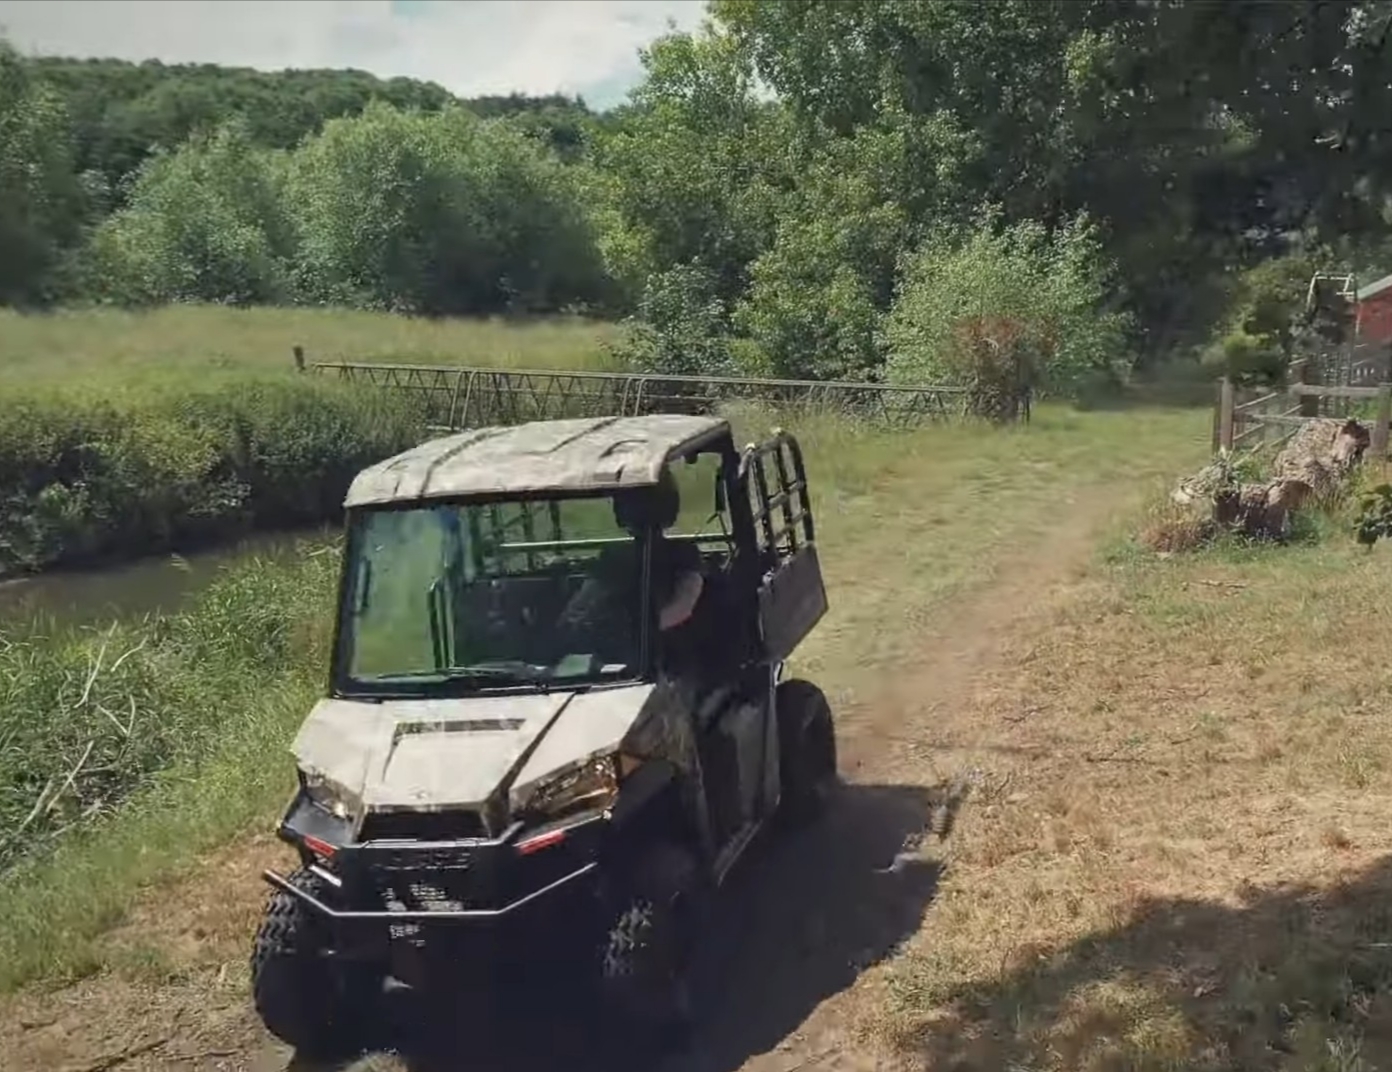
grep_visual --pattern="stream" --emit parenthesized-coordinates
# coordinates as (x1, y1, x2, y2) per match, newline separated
(0, 526, 338, 630)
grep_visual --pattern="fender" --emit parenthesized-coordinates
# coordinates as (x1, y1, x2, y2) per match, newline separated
(608, 757, 680, 834)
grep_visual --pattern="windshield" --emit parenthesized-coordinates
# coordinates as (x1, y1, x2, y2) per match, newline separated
(336, 495, 645, 696)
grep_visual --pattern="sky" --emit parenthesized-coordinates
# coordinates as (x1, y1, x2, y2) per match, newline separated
(0, 0, 708, 108)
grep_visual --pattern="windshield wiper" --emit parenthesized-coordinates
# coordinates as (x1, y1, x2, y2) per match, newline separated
(369, 662, 553, 687)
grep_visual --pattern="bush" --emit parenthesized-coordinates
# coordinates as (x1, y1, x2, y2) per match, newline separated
(86, 123, 293, 306)
(1200, 252, 1326, 386)
(885, 210, 1132, 406)
(608, 262, 736, 377)
(286, 102, 609, 316)
(0, 377, 423, 576)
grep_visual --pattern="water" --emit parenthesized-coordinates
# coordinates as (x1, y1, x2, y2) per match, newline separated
(0, 526, 338, 630)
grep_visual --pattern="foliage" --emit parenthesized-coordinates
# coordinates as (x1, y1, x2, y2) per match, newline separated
(608, 263, 736, 377)
(24, 55, 591, 199)
(85, 123, 294, 306)
(591, 28, 783, 307)
(1201, 252, 1331, 386)
(0, 550, 336, 875)
(1355, 483, 1392, 548)
(0, 377, 423, 576)
(733, 113, 973, 381)
(285, 102, 608, 316)
(714, 0, 1392, 361)
(6, 2, 1392, 375)
(884, 212, 1131, 405)
(0, 43, 86, 306)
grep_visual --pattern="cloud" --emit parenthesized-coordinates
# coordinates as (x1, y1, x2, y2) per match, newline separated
(0, 0, 707, 106)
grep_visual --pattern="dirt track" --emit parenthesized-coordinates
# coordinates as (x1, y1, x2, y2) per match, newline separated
(1, 487, 1113, 1072)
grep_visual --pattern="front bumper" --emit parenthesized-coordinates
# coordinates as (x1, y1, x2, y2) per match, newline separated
(263, 809, 614, 987)
(261, 859, 598, 921)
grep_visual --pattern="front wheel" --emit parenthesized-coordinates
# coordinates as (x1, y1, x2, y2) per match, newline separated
(250, 869, 380, 1061)
(595, 842, 701, 1051)
(776, 679, 838, 826)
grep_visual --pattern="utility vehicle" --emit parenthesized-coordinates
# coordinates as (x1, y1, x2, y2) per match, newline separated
(250, 413, 836, 1058)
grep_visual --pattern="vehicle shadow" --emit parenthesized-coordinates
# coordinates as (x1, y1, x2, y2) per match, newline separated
(670, 780, 941, 1072)
(898, 853, 1392, 1070)
(292, 780, 941, 1072)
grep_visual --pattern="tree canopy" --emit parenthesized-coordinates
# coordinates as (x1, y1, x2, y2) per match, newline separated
(4, 1, 1391, 391)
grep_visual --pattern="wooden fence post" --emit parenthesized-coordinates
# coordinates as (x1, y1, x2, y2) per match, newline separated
(1373, 382, 1392, 459)
(293, 345, 305, 372)
(1212, 378, 1223, 453)
(1218, 376, 1235, 452)
(1292, 358, 1319, 418)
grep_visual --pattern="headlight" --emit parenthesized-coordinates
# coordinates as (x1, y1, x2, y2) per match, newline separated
(519, 755, 619, 820)
(302, 770, 355, 821)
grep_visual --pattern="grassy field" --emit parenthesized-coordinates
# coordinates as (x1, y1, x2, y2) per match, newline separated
(862, 472, 1392, 1069)
(9, 304, 1390, 1069)
(0, 305, 623, 385)
(0, 402, 1210, 997)
(11, 397, 1392, 1069)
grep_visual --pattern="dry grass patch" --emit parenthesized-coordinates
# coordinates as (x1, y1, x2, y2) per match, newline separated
(876, 522, 1392, 1069)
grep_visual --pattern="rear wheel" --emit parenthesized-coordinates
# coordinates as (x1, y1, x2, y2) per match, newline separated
(776, 679, 838, 825)
(250, 869, 379, 1061)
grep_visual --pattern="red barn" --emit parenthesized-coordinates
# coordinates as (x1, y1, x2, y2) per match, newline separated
(1357, 272, 1392, 349)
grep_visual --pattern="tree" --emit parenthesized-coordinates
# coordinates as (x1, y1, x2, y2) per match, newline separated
(87, 122, 294, 306)
(0, 42, 85, 305)
(712, 0, 1392, 361)
(591, 27, 784, 307)
(611, 263, 736, 377)
(285, 102, 608, 315)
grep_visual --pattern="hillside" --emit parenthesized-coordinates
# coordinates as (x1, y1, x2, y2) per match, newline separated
(21, 55, 594, 194)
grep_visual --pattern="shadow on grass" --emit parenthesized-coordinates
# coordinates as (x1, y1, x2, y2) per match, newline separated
(897, 855, 1392, 1071)
(289, 781, 940, 1072)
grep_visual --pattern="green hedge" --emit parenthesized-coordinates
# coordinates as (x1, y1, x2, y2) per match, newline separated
(0, 376, 424, 576)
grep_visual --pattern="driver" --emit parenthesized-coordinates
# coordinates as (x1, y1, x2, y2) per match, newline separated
(617, 469, 704, 633)
(556, 469, 705, 661)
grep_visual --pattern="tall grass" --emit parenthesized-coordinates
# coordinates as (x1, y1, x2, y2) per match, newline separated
(0, 376, 423, 577)
(0, 546, 338, 988)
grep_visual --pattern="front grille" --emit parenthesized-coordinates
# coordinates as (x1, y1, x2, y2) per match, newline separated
(358, 808, 489, 842)
(341, 839, 488, 923)
(365, 845, 473, 874)
(383, 880, 468, 914)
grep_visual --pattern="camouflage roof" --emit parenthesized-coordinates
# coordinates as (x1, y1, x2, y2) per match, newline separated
(345, 414, 729, 507)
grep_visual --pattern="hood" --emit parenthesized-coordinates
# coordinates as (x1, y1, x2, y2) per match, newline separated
(292, 684, 655, 816)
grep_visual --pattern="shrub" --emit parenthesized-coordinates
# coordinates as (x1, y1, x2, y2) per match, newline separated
(608, 262, 736, 377)
(885, 210, 1132, 406)
(0, 547, 337, 874)
(85, 123, 293, 306)
(285, 102, 609, 316)
(1200, 252, 1327, 387)
(0, 377, 422, 576)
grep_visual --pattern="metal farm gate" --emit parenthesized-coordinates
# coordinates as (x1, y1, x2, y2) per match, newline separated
(301, 356, 971, 431)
